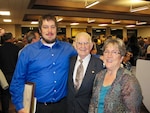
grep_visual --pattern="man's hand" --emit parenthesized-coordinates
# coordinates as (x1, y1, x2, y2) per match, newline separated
(18, 108, 27, 113)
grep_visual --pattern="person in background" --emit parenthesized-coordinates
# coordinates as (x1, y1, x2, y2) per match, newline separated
(0, 69, 9, 90)
(0, 28, 5, 36)
(26, 31, 40, 43)
(0, 28, 5, 45)
(126, 35, 141, 66)
(0, 32, 20, 113)
(88, 38, 142, 113)
(10, 14, 77, 113)
(145, 45, 150, 60)
(22, 31, 40, 46)
(90, 41, 98, 55)
(34, 31, 41, 40)
(67, 32, 103, 113)
(121, 51, 133, 71)
(18, 31, 40, 55)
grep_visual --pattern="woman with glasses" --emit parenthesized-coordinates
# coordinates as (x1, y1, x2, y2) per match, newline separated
(88, 38, 143, 113)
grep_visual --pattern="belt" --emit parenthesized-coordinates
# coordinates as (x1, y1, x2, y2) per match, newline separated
(37, 101, 55, 105)
(37, 97, 66, 106)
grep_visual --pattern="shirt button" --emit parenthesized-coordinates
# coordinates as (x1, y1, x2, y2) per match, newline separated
(54, 90, 57, 92)
(53, 62, 55, 65)
(54, 81, 56, 83)
(52, 54, 54, 56)
(53, 71, 56, 74)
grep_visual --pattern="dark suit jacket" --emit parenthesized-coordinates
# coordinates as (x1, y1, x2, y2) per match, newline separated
(0, 42, 19, 83)
(67, 55, 103, 113)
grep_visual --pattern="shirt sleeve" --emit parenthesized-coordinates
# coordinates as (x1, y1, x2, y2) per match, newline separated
(9, 50, 28, 111)
(121, 74, 143, 113)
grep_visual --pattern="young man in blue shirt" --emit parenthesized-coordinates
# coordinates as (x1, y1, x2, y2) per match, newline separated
(10, 14, 77, 113)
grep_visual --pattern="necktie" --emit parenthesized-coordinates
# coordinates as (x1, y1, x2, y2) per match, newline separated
(75, 59, 84, 91)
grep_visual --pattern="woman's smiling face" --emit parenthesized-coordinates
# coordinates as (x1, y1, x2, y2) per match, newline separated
(103, 43, 123, 71)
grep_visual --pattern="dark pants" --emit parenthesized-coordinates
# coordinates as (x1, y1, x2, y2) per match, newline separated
(0, 88, 10, 113)
(36, 97, 67, 113)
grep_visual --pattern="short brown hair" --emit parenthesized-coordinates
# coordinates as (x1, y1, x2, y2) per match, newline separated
(38, 14, 58, 30)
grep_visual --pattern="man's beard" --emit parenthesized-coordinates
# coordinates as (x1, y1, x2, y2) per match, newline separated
(42, 37, 56, 44)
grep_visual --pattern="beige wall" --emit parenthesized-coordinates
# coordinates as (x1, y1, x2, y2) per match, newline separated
(0, 24, 16, 37)
(138, 27, 150, 38)
(0, 24, 38, 39)
(15, 24, 22, 38)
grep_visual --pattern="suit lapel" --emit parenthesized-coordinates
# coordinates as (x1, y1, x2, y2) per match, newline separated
(69, 56, 77, 93)
(80, 56, 95, 88)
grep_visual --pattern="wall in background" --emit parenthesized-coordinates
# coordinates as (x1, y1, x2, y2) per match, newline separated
(138, 27, 150, 38)
(0, 24, 16, 37)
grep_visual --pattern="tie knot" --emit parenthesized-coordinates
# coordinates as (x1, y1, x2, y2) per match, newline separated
(79, 59, 83, 64)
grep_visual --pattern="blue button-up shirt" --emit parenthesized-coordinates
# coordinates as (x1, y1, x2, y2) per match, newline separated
(10, 39, 77, 111)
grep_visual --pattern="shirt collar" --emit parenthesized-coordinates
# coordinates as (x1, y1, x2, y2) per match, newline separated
(38, 39, 61, 48)
(77, 54, 91, 62)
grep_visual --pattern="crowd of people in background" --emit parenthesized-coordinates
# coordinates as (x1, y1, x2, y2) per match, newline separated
(0, 31, 20, 113)
(1, 27, 150, 65)
(91, 34, 150, 68)
(0, 28, 40, 113)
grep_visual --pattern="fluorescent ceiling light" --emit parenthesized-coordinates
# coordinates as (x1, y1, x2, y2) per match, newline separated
(3, 19, 12, 22)
(85, 1, 100, 8)
(126, 25, 135, 27)
(98, 24, 108, 26)
(111, 20, 121, 24)
(136, 21, 147, 25)
(0, 11, 10, 16)
(111, 29, 117, 30)
(130, 5, 149, 12)
(87, 18, 95, 23)
(31, 21, 39, 24)
(96, 29, 101, 32)
(70, 23, 79, 25)
(57, 18, 63, 22)
(56, 16, 63, 22)
(131, 0, 142, 2)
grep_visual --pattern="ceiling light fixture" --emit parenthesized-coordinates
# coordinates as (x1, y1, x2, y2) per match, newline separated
(57, 18, 63, 22)
(98, 24, 108, 26)
(56, 16, 63, 22)
(70, 23, 79, 25)
(111, 19, 121, 24)
(3, 19, 12, 22)
(31, 21, 39, 24)
(130, 5, 149, 12)
(136, 21, 147, 25)
(0, 11, 10, 16)
(85, 0, 100, 8)
(131, 0, 142, 3)
(125, 25, 135, 27)
(87, 18, 95, 23)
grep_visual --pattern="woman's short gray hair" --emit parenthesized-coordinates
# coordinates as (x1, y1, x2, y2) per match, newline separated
(102, 38, 126, 56)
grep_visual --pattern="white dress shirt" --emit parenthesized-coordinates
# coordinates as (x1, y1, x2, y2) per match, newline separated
(73, 54, 91, 84)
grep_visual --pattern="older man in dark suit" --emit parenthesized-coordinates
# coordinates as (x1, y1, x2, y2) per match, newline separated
(67, 32, 103, 113)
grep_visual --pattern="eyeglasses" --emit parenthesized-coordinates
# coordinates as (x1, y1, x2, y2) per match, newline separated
(76, 42, 90, 46)
(103, 50, 120, 55)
